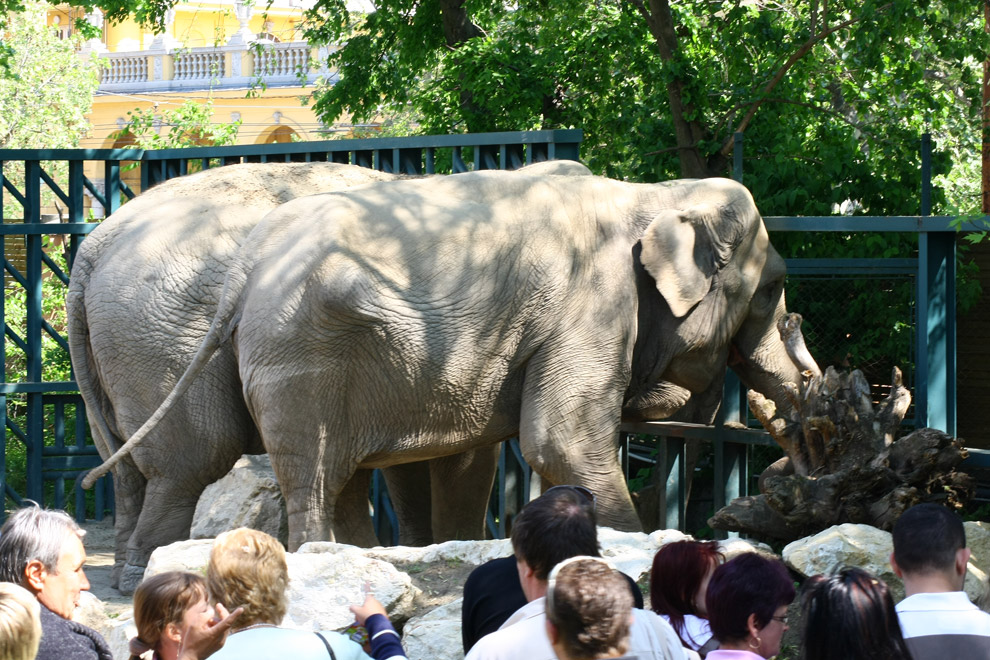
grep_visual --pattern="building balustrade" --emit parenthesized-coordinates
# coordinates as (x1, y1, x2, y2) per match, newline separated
(97, 40, 334, 93)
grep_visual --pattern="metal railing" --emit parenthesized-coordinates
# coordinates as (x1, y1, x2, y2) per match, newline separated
(0, 130, 582, 526)
(0, 129, 981, 544)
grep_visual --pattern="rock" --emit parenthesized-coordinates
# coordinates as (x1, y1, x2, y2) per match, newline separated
(783, 523, 901, 597)
(600, 527, 663, 582)
(314, 538, 514, 567)
(145, 539, 214, 579)
(283, 549, 416, 630)
(191, 454, 288, 545)
(73, 591, 112, 636)
(718, 538, 776, 561)
(144, 537, 416, 630)
(107, 617, 138, 660)
(402, 598, 464, 660)
(783, 522, 990, 609)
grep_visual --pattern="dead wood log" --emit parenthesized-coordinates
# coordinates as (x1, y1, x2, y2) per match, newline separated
(709, 313, 972, 541)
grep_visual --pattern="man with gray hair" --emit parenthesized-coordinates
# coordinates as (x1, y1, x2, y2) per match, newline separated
(0, 503, 240, 660)
(0, 503, 110, 660)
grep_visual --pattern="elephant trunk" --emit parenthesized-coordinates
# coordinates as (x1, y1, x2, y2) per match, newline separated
(729, 302, 805, 422)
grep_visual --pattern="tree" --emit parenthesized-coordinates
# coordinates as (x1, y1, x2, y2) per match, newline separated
(0, 0, 100, 152)
(300, 0, 987, 217)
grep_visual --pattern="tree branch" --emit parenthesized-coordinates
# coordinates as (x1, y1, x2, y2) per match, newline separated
(717, 3, 893, 158)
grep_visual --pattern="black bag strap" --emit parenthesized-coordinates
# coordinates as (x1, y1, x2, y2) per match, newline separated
(315, 632, 337, 660)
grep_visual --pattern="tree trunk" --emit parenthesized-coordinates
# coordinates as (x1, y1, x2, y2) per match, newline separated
(709, 314, 973, 541)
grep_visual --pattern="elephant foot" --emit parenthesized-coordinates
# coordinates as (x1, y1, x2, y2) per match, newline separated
(110, 562, 124, 590)
(118, 563, 147, 596)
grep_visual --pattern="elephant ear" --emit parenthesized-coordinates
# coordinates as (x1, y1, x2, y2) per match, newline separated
(640, 208, 716, 318)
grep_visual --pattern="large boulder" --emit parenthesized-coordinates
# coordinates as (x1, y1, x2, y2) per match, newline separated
(783, 522, 990, 609)
(142, 537, 417, 629)
(191, 454, 288, 545)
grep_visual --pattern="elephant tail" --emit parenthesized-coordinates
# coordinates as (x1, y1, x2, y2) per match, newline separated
(80, 324, 225, 490)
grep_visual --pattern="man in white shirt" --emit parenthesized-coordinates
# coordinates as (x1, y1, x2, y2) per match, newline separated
(890, 503, 990, 660)
(465, 486, 691, 660)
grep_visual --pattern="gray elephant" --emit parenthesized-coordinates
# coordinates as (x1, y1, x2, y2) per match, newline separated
(85, 171, 802, 550)
(68, 159, 591, 592)
(68, 161, 399, 592)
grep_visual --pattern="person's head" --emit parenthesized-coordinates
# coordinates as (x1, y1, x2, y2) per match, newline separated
(706, 552, 795, 659)
(511, 485, 599, 582)
(130, 572, 211, 660)
(545, 556, 633, 660)
(0, 504, 89, 618)
(650, 540, 723, 644)
(0, 582, 41, 660)
(800, 566, 912, 660)
(207, 528, 288, 629)
(891, 503, 968, 590)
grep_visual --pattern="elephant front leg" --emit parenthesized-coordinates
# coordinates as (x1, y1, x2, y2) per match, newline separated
(333, 469, 380, 548)
(518, 344, 642, 533)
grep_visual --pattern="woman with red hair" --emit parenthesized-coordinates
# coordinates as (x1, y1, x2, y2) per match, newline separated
(650, 540, 723, 657)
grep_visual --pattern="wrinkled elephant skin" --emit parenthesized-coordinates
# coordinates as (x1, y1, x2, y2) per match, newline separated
(95, 171, 800, 551)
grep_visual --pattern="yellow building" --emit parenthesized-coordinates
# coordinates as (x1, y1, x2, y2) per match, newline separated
(43, 0, 374, 215)
(47, 0, 367, 152)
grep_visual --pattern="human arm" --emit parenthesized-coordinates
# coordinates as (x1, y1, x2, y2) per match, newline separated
(349, 592, 406, 660)
(177, 603, 243, 660)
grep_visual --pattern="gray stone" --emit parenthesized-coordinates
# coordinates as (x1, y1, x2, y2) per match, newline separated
(144, 539, 214, 579)
(282, 549, 416, 630)
(783, 522, 990, 608)
(402, 598, 464, 660)
(107, 617, 138, 660)
(783, 523, 900, 596)
(191, 454, 288, 545)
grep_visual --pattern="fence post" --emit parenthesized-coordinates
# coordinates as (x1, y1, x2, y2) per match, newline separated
(916, 134, 957, 434)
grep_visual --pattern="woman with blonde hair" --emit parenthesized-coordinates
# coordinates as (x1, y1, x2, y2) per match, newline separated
(0, 582, 42, 660)
(206, 527, 405, 660)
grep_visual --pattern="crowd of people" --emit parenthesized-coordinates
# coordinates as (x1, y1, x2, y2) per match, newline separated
(0, 492, 987, 660)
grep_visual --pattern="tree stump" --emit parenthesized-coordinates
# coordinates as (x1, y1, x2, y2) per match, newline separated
(708, 313, 973, 541)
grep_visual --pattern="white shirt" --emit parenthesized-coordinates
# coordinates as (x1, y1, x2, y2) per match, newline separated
(660, 613, 712, 651)
(465, 597, 696, 660)
(896, 591, 990, 638)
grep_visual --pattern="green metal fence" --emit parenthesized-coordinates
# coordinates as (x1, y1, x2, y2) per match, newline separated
(0, 128, 979, 542)
(0, 130, 581, 526)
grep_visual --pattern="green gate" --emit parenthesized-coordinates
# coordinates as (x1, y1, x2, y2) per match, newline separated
(0, 130, 582, 524)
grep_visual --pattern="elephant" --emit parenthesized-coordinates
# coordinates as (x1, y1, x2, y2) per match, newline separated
(67, 161, 399, 592)
(83, 170, 803, 550)
(68, 158, 592, 593)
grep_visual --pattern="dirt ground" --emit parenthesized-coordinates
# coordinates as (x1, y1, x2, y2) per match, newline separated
(80, 518, 133, 617)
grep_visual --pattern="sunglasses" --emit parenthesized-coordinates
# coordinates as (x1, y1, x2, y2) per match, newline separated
(543, 485, 597, 511)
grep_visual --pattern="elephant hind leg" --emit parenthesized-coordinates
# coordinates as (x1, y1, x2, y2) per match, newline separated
(121, 476, 202, 594)
(429, 447, 498, 542)
(108, 458, 146, 589)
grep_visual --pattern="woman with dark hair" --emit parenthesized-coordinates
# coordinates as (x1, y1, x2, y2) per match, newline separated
(650, 540, 723, 656)
(704, 553, 795, 660)
(129, 572, 217, 660)
(800, 566, 912, 660)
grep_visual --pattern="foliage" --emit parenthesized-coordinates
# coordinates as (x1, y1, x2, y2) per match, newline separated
(300, 0, 987, 214)
(0, 0, 99, 150)
(116, 99, 241, 150)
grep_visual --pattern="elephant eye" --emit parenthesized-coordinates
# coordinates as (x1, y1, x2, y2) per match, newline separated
(756, 278, 782, 311)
